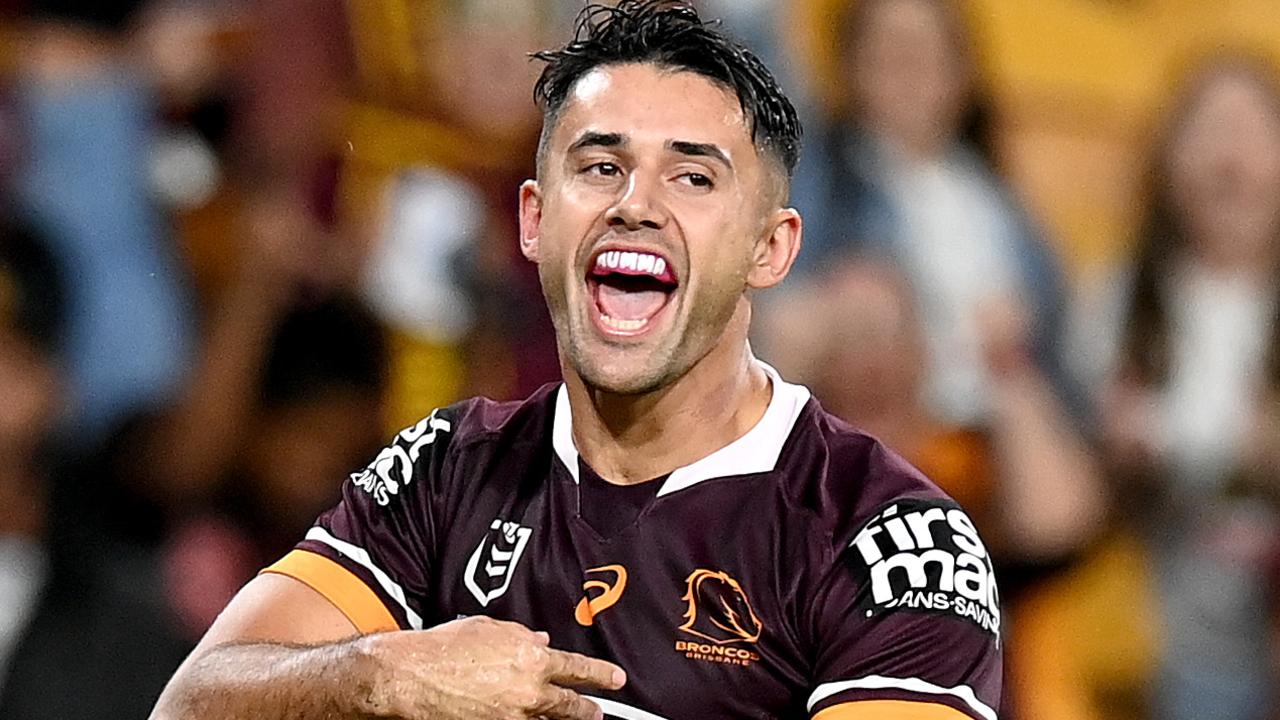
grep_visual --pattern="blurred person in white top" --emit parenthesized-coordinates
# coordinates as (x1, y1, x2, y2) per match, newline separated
(1088, 54, 1280, 720)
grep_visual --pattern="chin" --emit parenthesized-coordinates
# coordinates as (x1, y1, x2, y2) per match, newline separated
(570, 345, 678, 396)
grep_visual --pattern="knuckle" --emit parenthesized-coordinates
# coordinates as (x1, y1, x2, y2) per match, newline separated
(515, 643, 551, 673)
(509, 686, 542, 710)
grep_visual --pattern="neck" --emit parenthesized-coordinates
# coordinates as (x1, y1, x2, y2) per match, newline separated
(563, 304, 772, 485)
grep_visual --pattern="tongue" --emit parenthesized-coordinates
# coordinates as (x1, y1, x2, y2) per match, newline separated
(597, 283, 668, 321)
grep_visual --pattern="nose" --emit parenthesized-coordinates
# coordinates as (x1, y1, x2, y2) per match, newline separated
(606, 170, 667, 231)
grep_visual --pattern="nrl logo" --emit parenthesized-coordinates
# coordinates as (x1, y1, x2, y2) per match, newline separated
(463, 519, 533, 607)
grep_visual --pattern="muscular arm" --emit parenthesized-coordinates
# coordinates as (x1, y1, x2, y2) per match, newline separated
(150, 573, 371, 719)
(151, 572, 624, 720)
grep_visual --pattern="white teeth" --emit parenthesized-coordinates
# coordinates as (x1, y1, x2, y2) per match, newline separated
(593, 251, 671, 281)
(600, 314, 647, 331)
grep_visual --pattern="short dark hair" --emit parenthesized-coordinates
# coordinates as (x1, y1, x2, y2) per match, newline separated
(532, 1, 802, 179)
(262, 295, 388, 409)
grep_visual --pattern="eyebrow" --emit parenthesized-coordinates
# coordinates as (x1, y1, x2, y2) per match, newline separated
(567, 131, 625, 154)
(668, 140, 733, 171)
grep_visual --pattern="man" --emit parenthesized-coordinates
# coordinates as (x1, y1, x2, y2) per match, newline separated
(151, 3, 1001, 719)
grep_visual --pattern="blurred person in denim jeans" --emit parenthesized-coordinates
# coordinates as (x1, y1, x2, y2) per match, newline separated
(8, 0, 194, 444)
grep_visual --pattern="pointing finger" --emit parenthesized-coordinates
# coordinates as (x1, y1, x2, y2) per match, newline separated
(546, 649, 626, 690)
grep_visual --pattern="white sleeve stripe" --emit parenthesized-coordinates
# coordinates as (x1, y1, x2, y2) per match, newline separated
(807, 675, 997, 720)
(305, 527, 424, 630)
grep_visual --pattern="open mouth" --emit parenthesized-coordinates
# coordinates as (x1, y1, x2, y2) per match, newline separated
(586, 249, 679, 336)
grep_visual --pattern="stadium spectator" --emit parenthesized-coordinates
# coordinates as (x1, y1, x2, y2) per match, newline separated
(762, 258, 1104, 572)
(1097, 54, 1280, 720)
(9, 0, 195, 444)
(795, 0, 1075, 426)
(758, 257, 1155, 719)
(80, 216, 389, 637)
(0, 210, 189, 719)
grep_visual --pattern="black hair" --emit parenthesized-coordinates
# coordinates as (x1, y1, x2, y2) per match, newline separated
(261, 295, 388, 409)
(531, 0, 802, 177)
(25, 0, 146, 33)
(0, 212, 66, 356)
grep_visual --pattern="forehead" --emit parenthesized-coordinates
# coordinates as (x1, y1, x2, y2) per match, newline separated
(548, 63, 753, 156)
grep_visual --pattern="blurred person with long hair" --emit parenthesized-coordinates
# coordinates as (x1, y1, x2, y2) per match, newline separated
(798, 0, 1074, 426)
(1098, 54, 1280, 720)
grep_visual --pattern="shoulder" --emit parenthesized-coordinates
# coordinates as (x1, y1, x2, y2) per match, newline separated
(414, 383, 560, 454)
(782, 400, 956, 546)
(350, 385, 559, 507)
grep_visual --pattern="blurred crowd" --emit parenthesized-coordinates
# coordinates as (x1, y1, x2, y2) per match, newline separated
(0, 0, 1279, 718)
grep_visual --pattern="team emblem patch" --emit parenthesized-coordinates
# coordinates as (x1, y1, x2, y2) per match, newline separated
(847, 498, 1000, 635)
(673, 569, 763, 667)
(463, 519, 533, 607)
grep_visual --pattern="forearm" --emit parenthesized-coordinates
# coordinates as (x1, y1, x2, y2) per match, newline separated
(143, 278, 284, 504)
(989, 370, 1107, 562)
(152, 639, 376, 720)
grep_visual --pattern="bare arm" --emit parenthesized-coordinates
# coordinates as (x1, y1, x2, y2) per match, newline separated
(980, 297, 1107, 563)
(988, 369, 1108, 562)
(151, 573, 624, 720)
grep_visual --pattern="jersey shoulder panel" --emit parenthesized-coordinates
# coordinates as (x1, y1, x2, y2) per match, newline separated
(781, 399, 954, 550)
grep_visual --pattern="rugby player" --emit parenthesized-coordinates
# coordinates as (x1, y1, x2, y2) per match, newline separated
(151, 2, 1001, 718)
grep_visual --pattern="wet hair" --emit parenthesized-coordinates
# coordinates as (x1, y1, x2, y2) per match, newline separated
(1121, 51, 1280, 389)
(531, 1, 802, 178)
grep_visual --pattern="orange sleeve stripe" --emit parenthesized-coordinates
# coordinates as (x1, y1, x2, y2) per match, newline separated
(262, 549, 400, 634)
(814, 700, 976, 720)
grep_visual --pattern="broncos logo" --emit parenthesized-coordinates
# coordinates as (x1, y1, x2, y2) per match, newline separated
(678, 569, 763, 644)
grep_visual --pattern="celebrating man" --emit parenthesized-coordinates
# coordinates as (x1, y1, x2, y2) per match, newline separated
(152, 3, 1001, 719)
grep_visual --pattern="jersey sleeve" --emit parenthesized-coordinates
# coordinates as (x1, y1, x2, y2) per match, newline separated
(262, 406, 458, 633)
(806, 496, 1003, 720)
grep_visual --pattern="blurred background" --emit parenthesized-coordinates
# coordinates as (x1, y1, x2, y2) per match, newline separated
(0, 0, 1278, 718)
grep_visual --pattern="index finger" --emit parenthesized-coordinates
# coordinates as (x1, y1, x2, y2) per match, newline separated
(545, 648, 627, 690)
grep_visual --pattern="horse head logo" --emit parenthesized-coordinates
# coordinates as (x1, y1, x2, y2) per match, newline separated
(678, 569, 763, 644)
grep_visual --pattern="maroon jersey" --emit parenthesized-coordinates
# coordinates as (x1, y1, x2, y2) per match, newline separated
(267, 366, 1001, 719)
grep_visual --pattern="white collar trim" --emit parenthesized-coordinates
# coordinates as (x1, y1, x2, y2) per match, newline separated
(552, 362, 811, 496)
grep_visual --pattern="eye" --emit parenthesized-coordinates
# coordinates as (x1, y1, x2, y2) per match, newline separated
(584, 162, 622, 177)
(679, 172, 714, 189)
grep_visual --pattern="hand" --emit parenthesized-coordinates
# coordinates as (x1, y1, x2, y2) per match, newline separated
(356, 616, 626, 720)
(1100, 380, 1167, 472)
(976, 294, 1034, 381)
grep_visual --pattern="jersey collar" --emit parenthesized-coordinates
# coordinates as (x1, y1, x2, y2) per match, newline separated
(552, 362, 811, 497)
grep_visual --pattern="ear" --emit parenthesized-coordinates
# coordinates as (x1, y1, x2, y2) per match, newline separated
(518, 179, 543, 263)
(746, 208, 803, 290)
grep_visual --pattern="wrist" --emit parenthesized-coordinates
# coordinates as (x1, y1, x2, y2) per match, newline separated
(337, 635, 394, 718)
